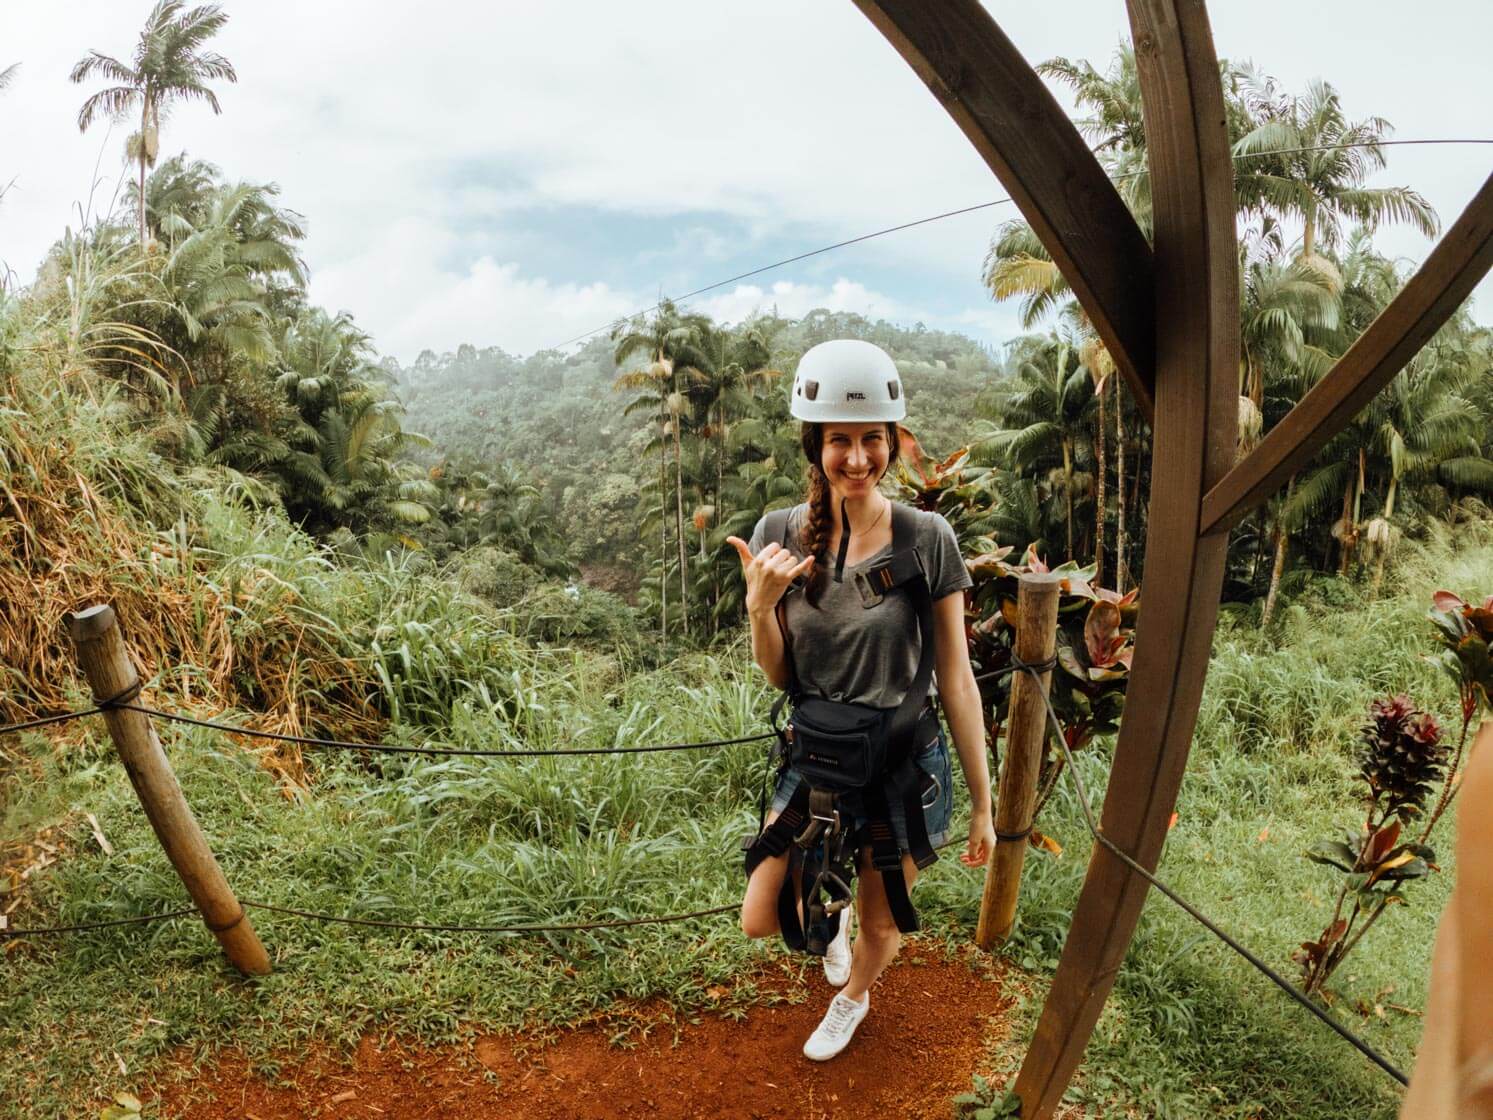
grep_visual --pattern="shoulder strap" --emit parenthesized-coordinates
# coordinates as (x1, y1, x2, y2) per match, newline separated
(762, 505, 795, 552)
(759, 505, 802, 720)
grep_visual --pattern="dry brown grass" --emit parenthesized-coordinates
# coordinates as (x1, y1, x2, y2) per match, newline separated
(0, 367, 382, 786)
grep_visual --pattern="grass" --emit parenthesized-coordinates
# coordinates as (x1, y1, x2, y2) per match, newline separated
(972, 525, 1493, 1118)
(2, 507, 1490, 1118)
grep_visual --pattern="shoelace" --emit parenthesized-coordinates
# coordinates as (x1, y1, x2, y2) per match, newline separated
(823, 996, 862, 1034)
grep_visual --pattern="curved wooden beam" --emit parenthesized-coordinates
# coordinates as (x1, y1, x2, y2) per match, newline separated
(1011, 3, 1238, 1115)
(1201, 169, 1493, 536)
(852, 0, 1157, 419)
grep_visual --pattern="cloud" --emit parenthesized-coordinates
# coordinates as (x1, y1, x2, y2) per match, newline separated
(695, 278, 912, 327)
(5, 0, 1488, 360)
(310, 216, 634, 362)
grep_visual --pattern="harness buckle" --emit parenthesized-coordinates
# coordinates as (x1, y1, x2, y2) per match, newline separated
(807, 787, 840, 828)
(853, 567, 886, 608)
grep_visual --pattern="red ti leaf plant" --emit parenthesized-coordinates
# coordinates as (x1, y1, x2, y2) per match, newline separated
(1422, 589, 1493, 839)
(1296, 695, 1447, 997)
(891, 443, 1138, 855)
(964, 543, 1138, 847)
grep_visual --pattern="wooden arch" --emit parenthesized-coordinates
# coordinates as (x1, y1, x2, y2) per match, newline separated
(852, 1, 1493, 1115)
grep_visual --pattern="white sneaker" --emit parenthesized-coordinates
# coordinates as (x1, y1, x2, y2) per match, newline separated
(803, 991, 870, 1061)
(823, 907, 853, 988)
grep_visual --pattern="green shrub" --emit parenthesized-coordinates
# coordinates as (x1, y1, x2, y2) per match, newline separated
(515, 582, 641, 649)
(454, 545, 538, 608)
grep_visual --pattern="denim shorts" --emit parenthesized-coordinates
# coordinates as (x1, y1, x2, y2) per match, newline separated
(768, 729, 955, 853)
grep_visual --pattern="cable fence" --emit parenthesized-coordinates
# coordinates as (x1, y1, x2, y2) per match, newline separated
(1, 658, 1411, 1086)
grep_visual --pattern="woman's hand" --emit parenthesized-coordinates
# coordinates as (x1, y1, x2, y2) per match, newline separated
(726, 537, 814, 616)
(960, 808, 997, 867)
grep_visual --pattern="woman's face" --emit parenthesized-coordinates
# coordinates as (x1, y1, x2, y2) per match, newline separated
(820, 423, 891, 501)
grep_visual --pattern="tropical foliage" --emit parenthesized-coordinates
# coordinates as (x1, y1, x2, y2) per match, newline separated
(978, 48, 1493, 624)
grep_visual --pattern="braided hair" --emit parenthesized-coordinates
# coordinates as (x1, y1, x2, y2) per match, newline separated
(797, 421, 901, 609)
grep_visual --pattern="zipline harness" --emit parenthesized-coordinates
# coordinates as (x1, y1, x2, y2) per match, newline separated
(741, 498, 940, 955)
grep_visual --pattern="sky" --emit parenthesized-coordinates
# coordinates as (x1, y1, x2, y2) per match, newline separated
(2, 2, 1490, 364)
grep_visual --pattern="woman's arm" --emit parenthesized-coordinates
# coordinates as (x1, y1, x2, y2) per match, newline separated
(747, 600, 791, 691)
(727, 537, 813, 691)
(932, 591, 996, 866)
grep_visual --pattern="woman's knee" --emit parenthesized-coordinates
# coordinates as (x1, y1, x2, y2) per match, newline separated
(856, 907, 902, 949)
(740, 900, 779, 939)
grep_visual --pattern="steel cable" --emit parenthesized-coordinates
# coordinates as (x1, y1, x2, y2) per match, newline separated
(118, 701, 774, 757)
(546, 137, 1493, 352)
(1007, 653, 1411, 1087)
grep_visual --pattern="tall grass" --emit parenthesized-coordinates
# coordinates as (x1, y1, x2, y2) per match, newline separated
(3, 423, 1489, 1119)
(965, 524, 1493, 1118)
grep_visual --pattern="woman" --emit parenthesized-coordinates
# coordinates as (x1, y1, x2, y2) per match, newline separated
(726, 338, 997, 1061)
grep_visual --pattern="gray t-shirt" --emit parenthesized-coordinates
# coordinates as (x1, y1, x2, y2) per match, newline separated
(748, 501, 972, 707)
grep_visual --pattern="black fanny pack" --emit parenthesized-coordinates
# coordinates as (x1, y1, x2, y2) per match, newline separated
(786, 697, 896, 791)
(786, 696, 942, 795)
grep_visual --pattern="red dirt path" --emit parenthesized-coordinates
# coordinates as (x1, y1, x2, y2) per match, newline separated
(153, 942, 1017, 1120)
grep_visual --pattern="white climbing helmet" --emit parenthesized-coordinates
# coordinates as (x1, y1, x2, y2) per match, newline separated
(789, 339, 905, 423)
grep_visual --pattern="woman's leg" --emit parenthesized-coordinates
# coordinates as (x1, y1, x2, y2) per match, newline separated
(740, 807, 793, 938)
(839, 847, 918, 1002)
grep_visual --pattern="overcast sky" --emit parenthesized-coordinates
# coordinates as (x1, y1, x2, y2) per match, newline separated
(3, 2, 1489, 363)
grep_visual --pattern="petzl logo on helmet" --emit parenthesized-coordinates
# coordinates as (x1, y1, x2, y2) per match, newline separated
(845, 391, 866, 400)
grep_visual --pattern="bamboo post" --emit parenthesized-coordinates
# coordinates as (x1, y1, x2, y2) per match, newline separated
(65, 604, 271, 976)
(976, 572, 1062, 948)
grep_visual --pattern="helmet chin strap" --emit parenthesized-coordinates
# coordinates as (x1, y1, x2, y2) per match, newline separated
(834, 497, 851, 583)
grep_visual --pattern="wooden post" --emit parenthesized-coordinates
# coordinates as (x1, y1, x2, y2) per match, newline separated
(976, 572, 1062, 948)
(65, 604, 271, 976)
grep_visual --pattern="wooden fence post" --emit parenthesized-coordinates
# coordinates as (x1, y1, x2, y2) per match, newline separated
(976, 572, 1062, 948)
(65, 604, 271, 976)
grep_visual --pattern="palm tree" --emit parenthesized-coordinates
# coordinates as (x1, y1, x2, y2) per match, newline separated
(612, 301, 714, 638)
(1235, 224, 1343, 623)
(135, 156, 307, 286)
(1078, 328, 1114, 584)
(1238, 222, 1340, 413)
(156, 182, 306, 371)
(1365, 331, 1491, 592)
(1232, 77, 1438, 262)
(1038, 48, 1146, 154)
(694, 318, 782, 615)
(982, 232, 1120, 582)
(70, 1, 237, 248)
(973, 331, 1094, 561)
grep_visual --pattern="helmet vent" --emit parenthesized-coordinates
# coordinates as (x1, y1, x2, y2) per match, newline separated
(887, 380, 900, 401)
(803, 379, 819, 401)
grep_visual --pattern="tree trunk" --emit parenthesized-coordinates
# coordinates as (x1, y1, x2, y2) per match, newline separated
(672, 403, 690, 637)
(138, 154, 147, 248)
(714, 406, 725, 637)
(658, 396, 669, 639)
(1062, 438, 1074, 562)
(1261, 476, 1296, 627)
(1335, 472, 1355, 575)
(1372, 477, 1399, 596)
(1094, 380, 1107, 585)
(1115, 392, 1127, 591)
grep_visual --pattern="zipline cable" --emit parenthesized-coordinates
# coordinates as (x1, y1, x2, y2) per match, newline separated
(1, 833, 965, 939)
(549, 136, 1493, 353)
(117, 701, 774, 757)
(238, 899, 738, 934)
(1011, 652, 1412, 1087)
